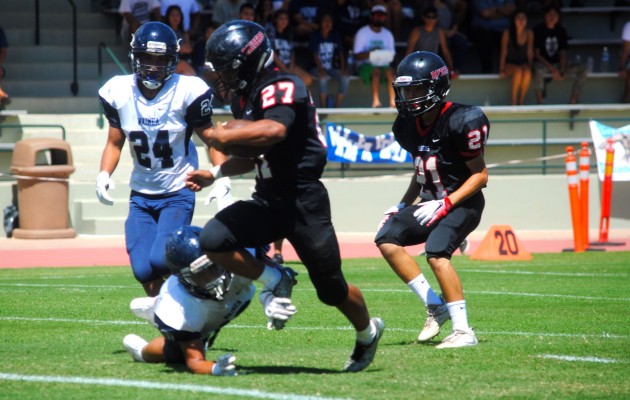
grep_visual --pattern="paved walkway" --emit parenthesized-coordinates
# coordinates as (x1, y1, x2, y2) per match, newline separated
(1, 229, 629, 268)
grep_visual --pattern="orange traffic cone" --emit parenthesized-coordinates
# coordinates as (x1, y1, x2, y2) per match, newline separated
(470, 224, 532, 261)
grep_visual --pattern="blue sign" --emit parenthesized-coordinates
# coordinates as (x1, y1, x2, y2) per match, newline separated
(325, 123, 412, 164)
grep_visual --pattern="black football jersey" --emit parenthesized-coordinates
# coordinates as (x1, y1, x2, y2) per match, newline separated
(393, 102, 489, 200)
(231, 69, 327, 197)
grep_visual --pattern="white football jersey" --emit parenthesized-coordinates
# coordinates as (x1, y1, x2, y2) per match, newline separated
(154, 274, 255, 338)
(99, 74, 213, 194)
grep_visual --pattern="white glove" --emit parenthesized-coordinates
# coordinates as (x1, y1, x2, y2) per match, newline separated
(259, 291, 297, 331)
(377, 202, 406, 231)
(96, 171, 115, 206)
(413, 197, 452, 227)
(205, 177, 234, 211)
(211, 353, 237, 376)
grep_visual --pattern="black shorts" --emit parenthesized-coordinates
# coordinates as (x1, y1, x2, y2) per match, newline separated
(199, 181, 348, 303)
(375, 191, 485, 259)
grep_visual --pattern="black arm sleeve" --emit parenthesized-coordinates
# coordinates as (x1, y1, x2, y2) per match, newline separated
(99, 96, 121, 128)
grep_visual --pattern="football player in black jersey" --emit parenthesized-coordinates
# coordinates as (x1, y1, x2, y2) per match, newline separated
(375, 51, 489, 349)
(185, 20, 384, 372)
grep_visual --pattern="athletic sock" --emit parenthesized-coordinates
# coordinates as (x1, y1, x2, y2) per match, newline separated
(356, 319, 376, 345)
(447, 300, 470, 331)
(257, 265, 282, 289)
(408, 273, 443, 305)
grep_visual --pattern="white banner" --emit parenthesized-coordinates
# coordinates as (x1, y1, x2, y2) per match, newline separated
(588, 120, 630, 181)
(325, 123, 412, 164)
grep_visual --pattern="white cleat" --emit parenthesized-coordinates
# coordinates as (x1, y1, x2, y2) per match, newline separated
(435, 328, 478, 349)
(418, 302, 450, 342)
(123, 334, 148, 362)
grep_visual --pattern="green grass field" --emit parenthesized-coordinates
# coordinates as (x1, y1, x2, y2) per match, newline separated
(1, 252, 629, 399)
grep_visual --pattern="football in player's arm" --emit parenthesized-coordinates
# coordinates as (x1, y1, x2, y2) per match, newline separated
(375, 51, 488, 349)
(185, 20, 384, 372)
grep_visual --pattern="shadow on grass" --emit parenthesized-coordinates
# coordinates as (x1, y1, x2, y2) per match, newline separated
(158, 364, 346, 375)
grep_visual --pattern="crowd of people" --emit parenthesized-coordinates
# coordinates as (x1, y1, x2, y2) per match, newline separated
(110, 0, 630, 107)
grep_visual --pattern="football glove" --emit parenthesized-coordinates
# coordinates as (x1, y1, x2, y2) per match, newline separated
(95, 171, 115, 206)
(205, 177, 234, 211)
(259, 291, 297, 331)
(377, 202, 406, 231)
(211, 353, 237, 376)
(413, 197, 452, 227)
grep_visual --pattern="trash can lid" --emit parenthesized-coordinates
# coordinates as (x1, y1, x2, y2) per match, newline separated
(11, 138, 73, 167)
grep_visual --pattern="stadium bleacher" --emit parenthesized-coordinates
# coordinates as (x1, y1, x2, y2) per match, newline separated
(0, 0, 630, 236)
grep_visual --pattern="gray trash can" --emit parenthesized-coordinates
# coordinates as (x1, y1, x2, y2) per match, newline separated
(10, 138, 76, 239)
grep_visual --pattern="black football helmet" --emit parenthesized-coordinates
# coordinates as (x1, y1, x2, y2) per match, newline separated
(204, 20, 273, 102)
(165, 225, 232, 301)
(130, 21, 180, 90)
(393, 51, 451, 118)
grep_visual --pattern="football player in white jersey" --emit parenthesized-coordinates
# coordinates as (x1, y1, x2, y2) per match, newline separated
(122, 225, 296, 375)
(97, 22, 231, 296)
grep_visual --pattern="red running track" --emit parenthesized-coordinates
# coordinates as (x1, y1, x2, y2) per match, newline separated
(1, 230, 629, 269)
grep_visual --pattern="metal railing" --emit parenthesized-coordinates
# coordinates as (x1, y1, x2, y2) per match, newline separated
(33, 0, 79, 95)
(321, 116, 630, 178)
(0, 124, 67, 144)
(96, 42, 129, 129)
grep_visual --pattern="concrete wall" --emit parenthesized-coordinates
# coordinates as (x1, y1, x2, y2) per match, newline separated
(1, 110, 630, 237)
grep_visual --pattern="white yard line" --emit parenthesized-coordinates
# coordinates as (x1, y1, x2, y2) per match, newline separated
(0, 373, 351, 400)
(462, 269, 628, 277)
(355, 288, 630, 302)
(1, 317, 628, 339)
(2, 282, 630, 302)
(537, 354, 625, 364)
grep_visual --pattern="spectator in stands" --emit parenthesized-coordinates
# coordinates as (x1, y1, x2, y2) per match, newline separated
(272, 0, 290, 12)
(289, 0, 323, 72)
(212, 0, 246, 25)
(164, 5, 197, 76)
(532, 5, 587, 104)
(119, 0, 161, 45)
(256, 0, 275, 30)
(620, 20, 630, 103)
(118, 0, 162, 45)
(310, 11, 350, 108)
(353, 5, 397, 108)
(192, 22, 220, 76)
(434, 0, 469, 74)
(160, 0, 200, 37)
(404, 6, 456, 76)
(0, 25, 10, 104)
(499, 9, 533, 105)
(238, 2, 256, 21)
(379, 0, 404, 41)
(470, 0, 516, 73)
(267, 9, 313, 87)
(289, 0, 321, 39)
(334, 0, 367, 57)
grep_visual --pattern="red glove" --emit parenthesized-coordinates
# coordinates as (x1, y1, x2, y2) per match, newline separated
(413, 197, 452, 226)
